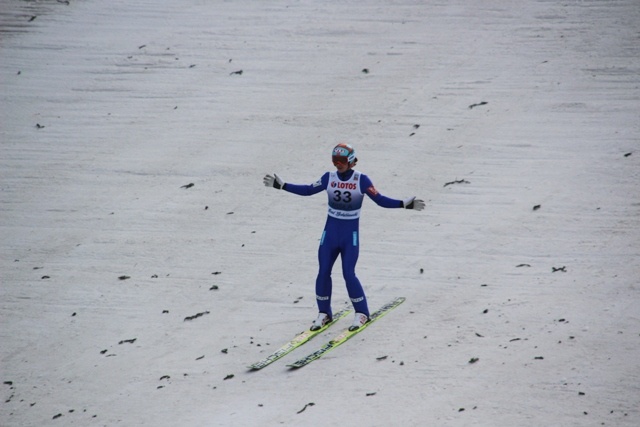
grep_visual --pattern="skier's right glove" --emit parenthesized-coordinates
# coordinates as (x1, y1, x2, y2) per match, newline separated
(263, 173, 284, 190)
(403, 197, 425, 211)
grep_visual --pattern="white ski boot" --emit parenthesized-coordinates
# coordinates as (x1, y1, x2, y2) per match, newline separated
(310, 312, 331, 331)
(349, 312, 369, 331)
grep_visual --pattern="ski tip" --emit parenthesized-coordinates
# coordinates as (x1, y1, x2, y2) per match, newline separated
(390, 296, 406, 305)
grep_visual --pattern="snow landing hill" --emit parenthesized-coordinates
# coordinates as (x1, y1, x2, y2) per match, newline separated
(1, 1, 639, 426)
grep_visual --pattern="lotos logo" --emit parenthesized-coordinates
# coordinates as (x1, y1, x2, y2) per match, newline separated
(333, 182, 356, 190)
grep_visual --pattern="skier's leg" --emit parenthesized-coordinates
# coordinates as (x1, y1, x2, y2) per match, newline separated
(341, 230, 369, 317)
(315, 229, 339, 318)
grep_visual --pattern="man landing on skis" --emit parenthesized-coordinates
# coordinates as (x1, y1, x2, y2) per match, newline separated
(264, 143, 424, 331)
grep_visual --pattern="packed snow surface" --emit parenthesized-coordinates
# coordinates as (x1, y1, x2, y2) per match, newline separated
(1, 1, 639, 426)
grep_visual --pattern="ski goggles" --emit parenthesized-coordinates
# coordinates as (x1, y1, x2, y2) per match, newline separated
(332, 155, 349, 166)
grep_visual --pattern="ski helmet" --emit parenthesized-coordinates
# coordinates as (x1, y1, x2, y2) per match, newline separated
(332, 143, 357, 167)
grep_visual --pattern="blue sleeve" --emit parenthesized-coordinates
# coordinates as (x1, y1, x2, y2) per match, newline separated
(282, 172, 328, 196)
(360, 174, 403, 208)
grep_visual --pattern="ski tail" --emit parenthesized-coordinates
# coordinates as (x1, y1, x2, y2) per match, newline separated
(248, 307, 351, 370)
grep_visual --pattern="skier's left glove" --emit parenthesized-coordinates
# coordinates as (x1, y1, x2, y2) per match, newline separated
(403, 197, 425, 211)
(263, 173, 284, 190)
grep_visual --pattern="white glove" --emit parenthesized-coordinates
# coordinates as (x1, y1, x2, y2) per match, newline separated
(403, 197, 425, 211)
(263, 173, 284, 190)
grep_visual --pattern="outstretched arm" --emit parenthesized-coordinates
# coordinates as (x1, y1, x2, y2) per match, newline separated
(361, 175, 425, 211)
(263, 173, 327, 196)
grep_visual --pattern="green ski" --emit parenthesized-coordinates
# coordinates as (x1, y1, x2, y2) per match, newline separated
(248, 307, 351, 370)
(287, 297, 406, 369)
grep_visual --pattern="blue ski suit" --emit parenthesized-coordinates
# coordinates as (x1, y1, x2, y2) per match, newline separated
(283, 169, 404, 318)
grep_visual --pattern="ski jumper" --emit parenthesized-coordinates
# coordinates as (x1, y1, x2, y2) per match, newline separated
(283, 169, 404, 318)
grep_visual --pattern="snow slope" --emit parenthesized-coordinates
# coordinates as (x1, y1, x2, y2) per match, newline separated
(1, 0, 639, 426)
